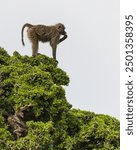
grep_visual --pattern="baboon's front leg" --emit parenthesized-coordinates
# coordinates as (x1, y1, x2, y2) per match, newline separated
(52, 44, 57, 60)
(50, 38, 57, 60)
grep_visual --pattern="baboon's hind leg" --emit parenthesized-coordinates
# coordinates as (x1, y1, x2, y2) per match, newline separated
(32, 40, 39, 57)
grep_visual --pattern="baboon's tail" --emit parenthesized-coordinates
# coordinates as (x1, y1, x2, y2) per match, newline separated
(21, 23, 33, 46)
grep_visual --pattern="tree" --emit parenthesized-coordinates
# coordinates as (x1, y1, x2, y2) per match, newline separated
(0, 47, 120, 150)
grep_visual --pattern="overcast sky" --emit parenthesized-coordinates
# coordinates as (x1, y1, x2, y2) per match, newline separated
(0, 0, 119, 118)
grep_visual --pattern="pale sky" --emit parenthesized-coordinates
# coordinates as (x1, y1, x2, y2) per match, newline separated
(0, 0, 119, 118)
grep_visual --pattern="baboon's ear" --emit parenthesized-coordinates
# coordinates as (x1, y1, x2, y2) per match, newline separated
(57, 24, 62, 29)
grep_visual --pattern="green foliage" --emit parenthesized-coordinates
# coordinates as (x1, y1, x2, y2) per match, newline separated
(73, 115, 120, 150)
(0, 47, 10, 65)
(0, 48, 120, 150)
(7, 121, 54, 150)
(0, 115, 13, 149)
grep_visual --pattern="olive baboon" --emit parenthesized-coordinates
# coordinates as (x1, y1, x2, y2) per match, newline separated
(21, 23, 68, 59)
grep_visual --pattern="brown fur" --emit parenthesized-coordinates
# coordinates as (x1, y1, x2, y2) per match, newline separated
(21, 23, 68, 59)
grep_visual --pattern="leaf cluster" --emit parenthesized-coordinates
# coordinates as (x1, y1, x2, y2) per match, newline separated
(0, 48, 120, 150)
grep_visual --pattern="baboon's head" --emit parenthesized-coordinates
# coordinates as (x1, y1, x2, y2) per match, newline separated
(56, 23, 66, 35)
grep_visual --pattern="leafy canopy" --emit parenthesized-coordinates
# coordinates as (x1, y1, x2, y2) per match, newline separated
(0, 48, 120, 150)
